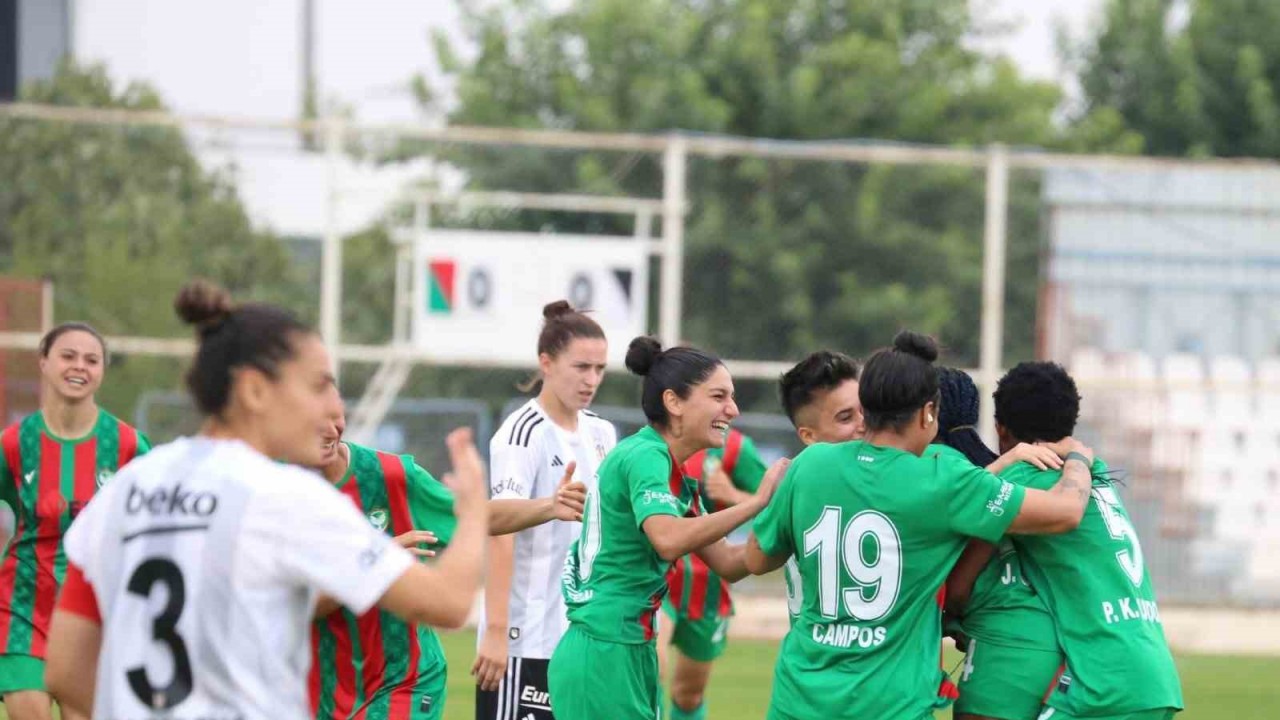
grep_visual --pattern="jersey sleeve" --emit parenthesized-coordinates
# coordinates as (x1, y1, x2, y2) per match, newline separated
(135, 432, 153, 456)
(404, 456, 457, 548)
(264, 472, 415, 615)
(944, 461, 1027, 543)
(752, 461, 796, 557)
(488, 434, 541, 501)
(732, 436, 768, 494)
(629, 447, 685, 528)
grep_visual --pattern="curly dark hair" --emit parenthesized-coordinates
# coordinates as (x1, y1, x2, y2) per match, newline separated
(993, 361, 1081, 443)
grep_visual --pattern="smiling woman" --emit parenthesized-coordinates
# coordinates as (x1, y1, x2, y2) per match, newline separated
(545, 336, 791, 720)
(0, 322, 152, 720)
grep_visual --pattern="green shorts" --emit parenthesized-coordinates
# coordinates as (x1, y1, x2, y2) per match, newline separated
(660, 599, 730, 662)
(1036, 709, 1177, 720)
(955, 639, 1063, 720)
(548, 624, 659, 720)
(0, 654, 45, 695)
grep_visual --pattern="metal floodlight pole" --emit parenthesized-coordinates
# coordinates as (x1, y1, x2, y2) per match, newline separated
(660, 135, 687, 348)
(979, 144, 1010, 444)
(320, 118, 344, 376)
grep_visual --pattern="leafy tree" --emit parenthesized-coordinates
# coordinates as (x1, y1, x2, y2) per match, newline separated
(1073, 0, 1280, 158)
(0, 61, 305, 418)
(409, 0, 1081, 412)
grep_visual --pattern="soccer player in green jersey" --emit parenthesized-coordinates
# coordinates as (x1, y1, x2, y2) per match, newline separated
(991, 362, 1183, 720)
(656, 427, 768, 720)
(0, 322, 150, 720)
(776, 350, 864, 621)
(746, 331, 1097, 720)
(309, 409, 459, 720)
(549, 336, 790, 720)
(934, 367, 1069, 720)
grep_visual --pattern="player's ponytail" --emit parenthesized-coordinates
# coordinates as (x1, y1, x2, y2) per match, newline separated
(176, 279, 314, 417)
(859, 329, 941, 432)
(627, 336, 722, 428)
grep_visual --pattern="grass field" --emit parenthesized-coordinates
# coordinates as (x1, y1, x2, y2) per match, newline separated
(430, 630, 1279, 720)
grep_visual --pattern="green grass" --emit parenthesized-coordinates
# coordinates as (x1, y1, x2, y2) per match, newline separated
(431, 630, 1280, 720)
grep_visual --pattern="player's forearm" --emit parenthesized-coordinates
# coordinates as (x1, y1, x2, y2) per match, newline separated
(420, 497, 489, 626)
(944, 540, 996, 616)
(744, 534, 789, 575)
(646, 500, 760, 562)
(714, 486, 753, 508)
(488, 497, 555, 535)
(483, 534, 515, 632)
(1008, 458, 1091, 534)
(698, 541, 751, 582)
(1047, 458, 1091, 520)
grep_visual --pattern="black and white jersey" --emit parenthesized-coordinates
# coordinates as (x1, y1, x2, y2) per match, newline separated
(481, 399, 617, 659)
(62, 437, 414, 720)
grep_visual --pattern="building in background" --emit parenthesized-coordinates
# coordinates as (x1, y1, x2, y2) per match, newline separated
(1042, 165, 1280, 603)
(0, 0, 74, 100)
(1042, 165, 1280, 362)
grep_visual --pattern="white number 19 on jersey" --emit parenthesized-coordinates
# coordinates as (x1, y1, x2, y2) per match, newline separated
(802, 506, 902, 621)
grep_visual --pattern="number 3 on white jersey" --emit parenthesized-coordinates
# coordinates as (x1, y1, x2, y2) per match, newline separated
(1093, 486, 1144, 587)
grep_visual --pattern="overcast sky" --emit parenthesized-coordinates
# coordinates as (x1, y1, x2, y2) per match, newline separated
(69, 0, 1103, 236)
(75, 0, 1101, 124)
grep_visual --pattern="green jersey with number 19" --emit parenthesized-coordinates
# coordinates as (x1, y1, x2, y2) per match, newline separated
(752, 440, 1026, 720)
(1003, 459, 1183, 716)
(561, 425, 702, 644)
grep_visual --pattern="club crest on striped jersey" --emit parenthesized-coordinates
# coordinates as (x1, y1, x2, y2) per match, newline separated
(96, 469, 114, 488)
(368, 508, 389, 531)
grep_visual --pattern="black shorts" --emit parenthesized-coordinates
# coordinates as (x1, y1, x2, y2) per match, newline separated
(475, 656, 553, 720)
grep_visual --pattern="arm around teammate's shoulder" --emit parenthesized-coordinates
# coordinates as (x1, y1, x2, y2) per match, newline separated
(374, 428, 489, 629)
(1006, 439, 1094, 535)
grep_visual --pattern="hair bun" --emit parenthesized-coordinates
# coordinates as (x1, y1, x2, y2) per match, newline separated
(542, 299, 575, 321)
(892, 330, 939, 363)
(175, 279, 234, 333)
(625, 336, 663, 377)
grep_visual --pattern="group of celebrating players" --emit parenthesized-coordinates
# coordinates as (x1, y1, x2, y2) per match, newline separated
(0, 281, 1183, 720)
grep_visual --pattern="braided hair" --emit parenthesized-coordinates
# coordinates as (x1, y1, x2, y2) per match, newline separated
(936, 367, 998, 467)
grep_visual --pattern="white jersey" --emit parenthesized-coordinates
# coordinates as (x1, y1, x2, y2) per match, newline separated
(62, 437, 414, 720)
(479, 399, 616, 658)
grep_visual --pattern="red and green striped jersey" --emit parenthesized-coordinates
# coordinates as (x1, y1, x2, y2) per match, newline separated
(0, 409, 149, 658)
(309, 441, 457, 720)
(666, 429, 767, 622)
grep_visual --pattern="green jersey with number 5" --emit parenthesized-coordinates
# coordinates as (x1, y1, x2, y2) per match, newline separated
(928, 444, 1059, 652)
(752, 440, 1027, 720)
(561, 425, 702, 644)
(1003, 459, 1183, 716)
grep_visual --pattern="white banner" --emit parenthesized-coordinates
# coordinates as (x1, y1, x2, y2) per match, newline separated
(412, 230, 649, 365)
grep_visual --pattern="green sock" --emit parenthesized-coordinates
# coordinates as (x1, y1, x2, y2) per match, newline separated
(669, 701, 707, 720)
